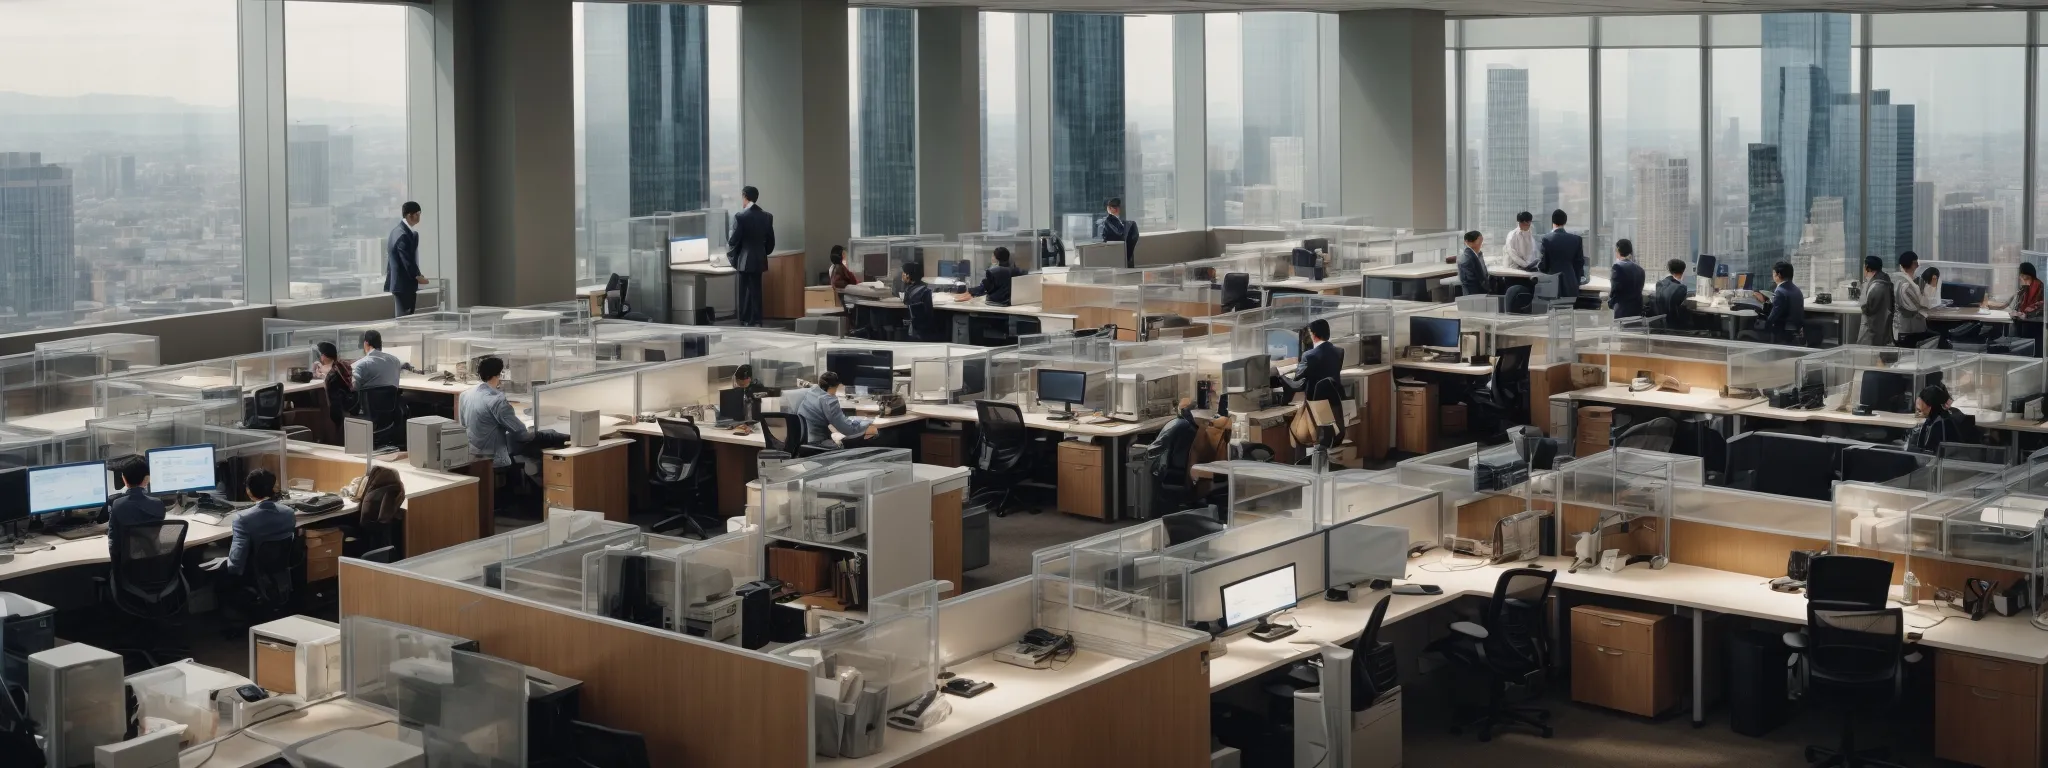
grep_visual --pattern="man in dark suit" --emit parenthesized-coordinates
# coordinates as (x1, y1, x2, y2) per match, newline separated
(385, 201, 426, 317)
(1098, 197, 1139, 268)
(107, 456, 165, 555)
(1282, 319, 1347, 423)
(1607, 238, 1646, 319)
(1537, 208, 1587, 300)
(727, 186, 775, 327)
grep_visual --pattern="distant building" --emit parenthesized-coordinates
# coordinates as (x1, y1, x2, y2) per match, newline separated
(858, 7, 917, 236)
(1051, 13, 1123, 228)
(0, 152, 77, 318)
(1480, 65, 1530, 230)
(1939, 202, 1995, 264)
(1631, 152, 1691, 266)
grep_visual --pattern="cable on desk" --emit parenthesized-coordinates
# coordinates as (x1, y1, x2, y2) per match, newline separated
(1416, 551, 1490, 573)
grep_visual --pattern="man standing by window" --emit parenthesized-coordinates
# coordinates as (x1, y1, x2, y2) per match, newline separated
(1099, 197, 1139, 269)
(728, 186, 775, 327)
(386, 201, 427, 317)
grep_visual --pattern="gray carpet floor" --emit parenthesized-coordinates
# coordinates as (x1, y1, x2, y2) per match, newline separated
(961, 502, 1146, 593)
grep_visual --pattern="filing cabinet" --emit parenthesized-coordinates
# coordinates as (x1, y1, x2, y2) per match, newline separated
(1057, 440, 1107, 520)
(1396, 383, 1438, 455)
(1570, 605, 1685, 718)
(543, 439, 632, 521)
(1441, 403, 1467, 435)
(303, 527, 344, 583)
(1576, 406, 1615, 458)
(921, 431, 964, 468)
(1935, 650, 2045, 768)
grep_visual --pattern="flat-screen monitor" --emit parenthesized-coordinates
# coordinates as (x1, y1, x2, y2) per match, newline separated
(28, 460, 108, 515)
(1326, 520, 1410, 589)
(937, 260, 972, 280)
(717, 387, 753, 425)
(0, 468, 27, 525)
(825, 349, 895, 393)
(1410, 316, 1461, 350)
(668, 237, 708, 264)
(1694, 253, 1717, 281)
(1035, 368, 1088, 406)
(1942, 282, 1987, 307)
(861, 253, 889, 282)
(148, 444, 217, 495)
(1857, 369, 1916, 414)
(1265, 329, 1301, 363)
(1302, 237, 1329, 253)
(1220, 563, 1298, 631)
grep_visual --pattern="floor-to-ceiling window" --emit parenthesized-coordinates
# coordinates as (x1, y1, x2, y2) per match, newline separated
(1460, 19, 1592, 247)
(1123, 14, 1175, 232)
(981, 12, 1022, 232)
(1204, 12, 1328, 227)
(1597, 17, 1700, 268)
(0, 0, 244, 330)
(851, 7, 917, 237)
(285, 1, 408, 301)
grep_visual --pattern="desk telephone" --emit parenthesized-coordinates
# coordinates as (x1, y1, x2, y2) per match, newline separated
(994, 628, 1073, 669)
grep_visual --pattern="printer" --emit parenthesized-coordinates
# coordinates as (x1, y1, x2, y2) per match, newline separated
(406, 416, 471, 471)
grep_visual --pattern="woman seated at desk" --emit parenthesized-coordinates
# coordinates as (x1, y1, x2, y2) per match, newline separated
(828, 245, 859, 291)
(313, 341, 354, 437)
(902, 262, 945, 342)
(1907, 385, 1979, 455)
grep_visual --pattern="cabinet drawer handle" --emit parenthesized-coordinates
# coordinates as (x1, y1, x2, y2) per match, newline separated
(1971, 687, 2003, 700)
(1596, 647, 1624, 656)
(1977, 662, 2006, 672)
(1598, 619, 1624, 627)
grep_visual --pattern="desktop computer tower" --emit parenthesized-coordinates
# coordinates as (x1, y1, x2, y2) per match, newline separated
(28, 643, 125, 768)
(1726, 629, 1791, 737)
(1, 592, 55, 688)
(735, 581, 776, 650)
(406, 416, 470, 471)
(569, 410, 600, 448)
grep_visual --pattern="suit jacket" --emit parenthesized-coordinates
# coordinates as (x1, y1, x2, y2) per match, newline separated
(228, 500, 297, 575)
(1099, 214, 1139, 267)
(385, 222, 421, 294)
(1537, 228, 1587, 298)
(1456, 246, 1490, 296)
(1855, 271, 1895, 346)
(107, 487, 166, 554)
(1290, 341, 1346, 396)
(727, 205, 775, 273)
(1608, 259, 1646, 318)
(1653, 276, 1692, 329)
(1764, 281, 1806, 335)
(970, 265, 1024, 306)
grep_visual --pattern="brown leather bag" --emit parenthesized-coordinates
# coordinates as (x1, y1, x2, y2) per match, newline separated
(1288, 403, 1318, 447)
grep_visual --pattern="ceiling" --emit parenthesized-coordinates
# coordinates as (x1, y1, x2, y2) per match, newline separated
(863, 0, 2048, 17)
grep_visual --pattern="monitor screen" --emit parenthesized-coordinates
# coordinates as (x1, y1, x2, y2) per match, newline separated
(1036, 368, 1088, 405)
(29, 461, 108, 515)
(1695, 254, 1717, 280)
(717, 387, 753, 424)
(1303, 237, 1329, 253)
(1857, 370, 1916, 414)
(937, 260, 971, 280)
(1265, 329, 1301, 362)
(826, 349, 895, 392)
(1327, 520, 1410, 588)
(1942, 282, 1987, 307)
(1410, 316, 1462, 349)
(148, 444, 217, 495)
(1220, 564, 1298, 630)
(0, 468, 26, 524)
(861, 253, 889, 281)
(668, 237, 708, 264)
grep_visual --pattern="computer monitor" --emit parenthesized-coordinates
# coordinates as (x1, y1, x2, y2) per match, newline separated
(1694, 253, 1717, 282)
(1265, 329, 1301, 363)
(0, 468, 27, 526)
(668, 237, 708, 264)
(1326, 520, 1410, 590)
(1220, 563, 1298, 633)
(1410, 316, 1461, 351)
(861, 253, 889, 282)
(1035, 368, 1088, 420)
(147, 444, 217, 495)
(28, 461, 108, 515)
(1941, 282, 1987, 307)
(1302, 237, 1329, 254)
(717, 387, 754, 426)
(826, 349, 896, 393)
(937, 260, 972, 280)
(1857, 369, 1916, 414)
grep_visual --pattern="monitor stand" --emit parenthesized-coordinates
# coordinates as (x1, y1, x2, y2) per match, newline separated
(1044, 402, 1076, 422)
(1248, 616, 1297, 643)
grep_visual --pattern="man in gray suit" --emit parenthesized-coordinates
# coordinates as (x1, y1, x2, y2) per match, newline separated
(386, 201, 427, 317)
(1537, 208, 1587, 300)
(727, 186, 775, 327)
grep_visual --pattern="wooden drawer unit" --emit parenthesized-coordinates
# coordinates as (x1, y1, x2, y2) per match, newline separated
(254, 639, 298, 694)
(304, 527, 343, 582)
(1575, 406, 1615, 457)
(542, 440, 631, 521)
(1395, 383, 1438, 455)
(1056, 440, 1107, 520)
(921, 431, 964, 468)
(1935, 651, 2046, 768)
(1568, 606, 1684, 718)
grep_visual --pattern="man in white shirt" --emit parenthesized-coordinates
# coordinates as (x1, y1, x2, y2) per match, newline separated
(1504, 211, 1538, 269)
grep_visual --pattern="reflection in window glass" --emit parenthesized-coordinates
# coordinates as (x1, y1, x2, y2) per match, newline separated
(1124, 15, 1174, 231)
(852, 8, 917, 237)
(981, 12, 1020, 232)
(286, 1, 408, 301)
(1598, 48, 1699, 266)
(1463, 49, 1590, 244)
(1874, 47, 2025, 296)
(0, 0, 245, 329)
(1205, 12, 1324, 226)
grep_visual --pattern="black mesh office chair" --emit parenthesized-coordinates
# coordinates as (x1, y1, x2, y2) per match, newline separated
(757, 411, 831, 458)
(1221, 273, 1261, 313)
(1148, 419, 1200, 518)
(650, 418, 720, 539)
(358, 385, 406, 449)
(243, 383, 313, 441)
(971, 400, 1042, 516)
(1805, 555, 1893, 610)
(1784, 607, 1918, 768)
(1351, 595, 1399, 709)
(96, 520, 192, 668)
(1430, 567, 1556, 741)
(1503, 284, 1533, 315)
(1466, 345, 1532, 435)
(1614, 416, 1678, 453)
(603, 274, 650, 321)
(224, 533, 302, 635)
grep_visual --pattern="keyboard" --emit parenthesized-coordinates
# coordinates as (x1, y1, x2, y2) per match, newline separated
(51, 523, 109, 541)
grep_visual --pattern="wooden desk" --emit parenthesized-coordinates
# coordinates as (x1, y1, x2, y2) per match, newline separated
(672, 249, 806, 321)
(283, 445, 482, 556)
(1564, 384, 1762, 417)
(541, 438, 634, 522)
(610, 411, 928, 519)
(911, 403, 1166, 522)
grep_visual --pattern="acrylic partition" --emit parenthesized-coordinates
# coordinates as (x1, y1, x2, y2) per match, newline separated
(340, 616, 477, 720)
(231, 348, 318, 389)
(1919, 260, 2002, 303)
(1223, 462, 1322, 523)
(34, 333, 159, 375)
(1557, 449, 1703, 562)
(1794, 346, 1972, 416)
(0, 430, 92, 472)
(1030, 572, 1211, 660)
(1727, 343, 1817, 399)
(1393, 443, 1502, 513)
(94, 361, 242, 422)
(637, 352, 749, 422)
(1832, 482, 1944, 558)
(500, 529, 690, 613)
(1949, 354, 2044, 424)
(1139, 283, 1217, 339)
(1320, 470, 1443, 544)
(1108, 343, 1191, 422)
(389, 515, 639, 586)
(1671, 481, 1834, 544)
(467, 306, 561, 340)
(1167, 517, 1326, 627)
(751, 448, 917, 551)
(719, 336, 819, 391)
(893, 241, 965, 294)
(531, 368, 639, 435)
(587, 319, 693, 364)
(909, 349, 991, 405)
(775, 583, 943, 758)
(1585, 332, 1813, 399)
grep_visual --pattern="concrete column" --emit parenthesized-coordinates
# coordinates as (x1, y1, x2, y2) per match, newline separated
(918, 7, 982, 236)
(448, 0, 577, 307)
(1337, 10, 1447, 231)
(743, 0, 850, 279)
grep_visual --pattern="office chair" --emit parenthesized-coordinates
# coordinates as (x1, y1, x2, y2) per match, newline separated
(1148, 421, 1200, 518)
(567, 720, 652, 768)
(758, 411, 832, 458)
(1783, 607, 1918, 768)
(1805, 555, 1893, 610)
(970, 400, 1043, 517)
(95, 520, 192, 669)
(603, 274, 651, 322)
(1613, 416, 1677, 453)
(1840, 445, 1922, 485)
(358, 385, 406, 450)
(1351, 595, 1399, 709)
(1803, 318, 1830, 349)
(361, 546, 398, 564)
(1466, 345, 1532, 435)
(1309, 378, 1347, 457)
(1694, 422, 1728, 485)
(1160, 509, 1227, 546)
(651, 417, 719, 539)
(1430, 567, 1556, 741)
(1503, 285, 1533, 315)
(243, 383, 314, 441)
(1221, 273, 1261, 313)
(223, 533, 303, 636)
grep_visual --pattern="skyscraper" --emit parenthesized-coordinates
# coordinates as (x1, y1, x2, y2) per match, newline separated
(286, 124, 331, 208)
(858, 8, 917, 236)
(1746, 144, 1787, 271)
(1632, 152, 1691, 265)
(1912, 181, 1937, 257)
(1940, 202, 1993, 264)
(621, 4, 712, 218)
(1051, 13, 1123, 225)
(1240, 13, 1318, 214)
(1860, 91, 1914, 275)
(1270, 136, 1305, 224)
(0, 153, 77, 319)
(1750, 13, 1852, 277)
(1481, 65, 1530, 230)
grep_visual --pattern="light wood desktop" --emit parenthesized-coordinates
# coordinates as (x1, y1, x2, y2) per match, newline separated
(672, 249, 806, 320)
(1362, 262, 1458, 281)
(541, 438, 635, 522)
(1564, 383, 1764, 416)
(282, 444, 482, 556)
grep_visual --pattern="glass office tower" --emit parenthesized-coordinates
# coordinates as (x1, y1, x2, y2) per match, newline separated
(0, 152, 77, 320)
(1051, 13, 1124, 225)
(583, 3, 713, 280)
(858, 8, 917, 237)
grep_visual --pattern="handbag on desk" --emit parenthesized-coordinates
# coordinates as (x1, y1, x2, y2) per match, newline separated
(1287, 401, 1318, 448)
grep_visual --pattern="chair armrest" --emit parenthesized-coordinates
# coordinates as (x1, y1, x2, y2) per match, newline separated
(1782, 631, 1805, 650)
(1450, 621, 1488, 640)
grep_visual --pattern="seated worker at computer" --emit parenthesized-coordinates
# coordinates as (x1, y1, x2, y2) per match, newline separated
(1743, 260, 1805, 345)
(461, 356, 536, 471)
(792, 372, 878, 450)
(1653, 259, 1692, 330)
(207, 468, 295, 575)
(724, 364, 778, 432)
(351, 330, 404, 392)
(313, 341, 355, 434)
(953, 246, 1025, 306)
(1277, 319, 1345, 417)
(106, 455, 165, 550)
(901, 261, 946, 342)
(1907, 385, 1980, 454)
